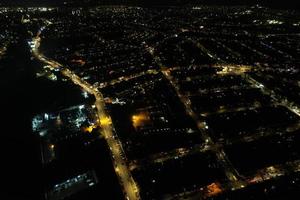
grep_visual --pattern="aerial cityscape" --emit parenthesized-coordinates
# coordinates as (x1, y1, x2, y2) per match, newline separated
(1, 1, 300, 200)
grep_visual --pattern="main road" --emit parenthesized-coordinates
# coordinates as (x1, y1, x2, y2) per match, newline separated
(31, 35, 140, 200)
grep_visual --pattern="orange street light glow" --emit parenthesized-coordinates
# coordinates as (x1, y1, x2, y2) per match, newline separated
(132, 112, 150, 129)
(207, 183, 222, 196)
(206, 182, 223, 197)
(71, 59, 86, 66)
(84, 125, 96, 133)
(100, 116, 112, 126)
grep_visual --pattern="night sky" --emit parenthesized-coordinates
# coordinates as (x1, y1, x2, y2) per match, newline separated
(0, 0, 299, 9)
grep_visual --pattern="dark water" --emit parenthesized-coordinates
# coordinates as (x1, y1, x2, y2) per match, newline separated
(0, 37, 43, 199)
(0, 38, 87, 199)
(0, 34, 123, 199)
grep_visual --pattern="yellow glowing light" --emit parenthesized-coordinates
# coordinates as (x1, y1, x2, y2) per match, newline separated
(216, 65, 252, 75)
(100, 116, 112, 126)
(84, 125, 96, 133)
(50, 144, 55, 149)
(132, 112, 150, 129)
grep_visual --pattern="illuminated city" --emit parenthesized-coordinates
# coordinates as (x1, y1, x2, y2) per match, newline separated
(1, 1, 300, 200)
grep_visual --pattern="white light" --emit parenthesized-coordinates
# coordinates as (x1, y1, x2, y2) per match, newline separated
(79, 105, 85, 110)
(258, 84, 264, 88)
(82, 91, 88, 98)
(88, 182, 95, 186)
(39, 130, 47, 137)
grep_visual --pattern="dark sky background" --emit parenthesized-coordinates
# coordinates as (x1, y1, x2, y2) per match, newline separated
(0, 0, 299, 9)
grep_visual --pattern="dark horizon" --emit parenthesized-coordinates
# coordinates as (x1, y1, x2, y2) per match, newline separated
(0, 0, 299, 10)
